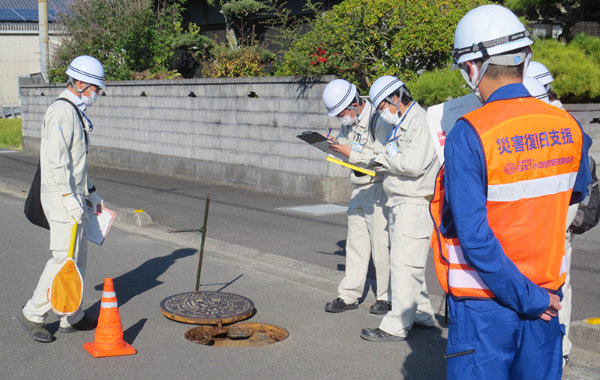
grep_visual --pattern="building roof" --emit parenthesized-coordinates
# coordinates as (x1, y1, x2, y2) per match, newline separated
(0, 0, 70, 22)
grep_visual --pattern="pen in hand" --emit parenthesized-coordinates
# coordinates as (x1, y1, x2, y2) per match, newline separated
(327, 127, 332, 137)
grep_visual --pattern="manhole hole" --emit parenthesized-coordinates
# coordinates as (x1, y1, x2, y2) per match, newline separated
(185, 322, 289, 347)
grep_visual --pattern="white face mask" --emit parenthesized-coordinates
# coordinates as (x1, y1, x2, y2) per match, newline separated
(337, 114, 358, 126)
(379, 107, 400, 126)
(82, 90, 99, 106)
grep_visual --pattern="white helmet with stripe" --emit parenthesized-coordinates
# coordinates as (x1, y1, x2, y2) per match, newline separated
(322, 79, 357, 117)
(523, 75, 549, 103)
(526, 61, 554, 86)
(453, 4, 533, 65)
(65, 55, 105, 87)
(453, 5, 533, 94)
(368, 75, 406, 110)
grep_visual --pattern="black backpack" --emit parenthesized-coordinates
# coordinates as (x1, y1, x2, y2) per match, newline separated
(570, 156, 600, 234)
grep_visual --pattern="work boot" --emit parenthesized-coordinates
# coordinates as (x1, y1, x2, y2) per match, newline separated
(360, 328, 405, 342)
(17, 312, 54, 343)
(370, 300, 391, 314)
(59, 315, 97, 333)
(325, 297, 358, 313)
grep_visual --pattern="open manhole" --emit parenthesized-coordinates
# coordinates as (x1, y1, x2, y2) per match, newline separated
(185, 322, 289, 347)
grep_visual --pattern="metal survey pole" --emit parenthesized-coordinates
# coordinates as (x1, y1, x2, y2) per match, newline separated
(38, 0, 49, 82)
(195, 192, 211, 292)
(160, 192, 255, 325)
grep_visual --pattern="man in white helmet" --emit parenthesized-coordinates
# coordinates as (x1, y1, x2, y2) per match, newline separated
(523, 75, 550, 103)
(18, 55, 106, 342)
(429, 5, 591, 378)
(321, 79, 392, 315)
(526, 61, 563, 108)
(359, 75, 440, 342)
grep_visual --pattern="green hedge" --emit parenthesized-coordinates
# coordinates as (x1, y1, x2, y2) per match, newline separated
(532, 36, 600, 103)
(406, 69, 471, 108)
(404, 34, 600, 106)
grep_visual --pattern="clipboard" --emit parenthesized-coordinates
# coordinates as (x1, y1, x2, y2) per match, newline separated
(87, 207, 116, 246)
(296, 131, 347, 161)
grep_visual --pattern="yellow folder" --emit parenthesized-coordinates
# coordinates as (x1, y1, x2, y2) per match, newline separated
(326, 155, 376, 177)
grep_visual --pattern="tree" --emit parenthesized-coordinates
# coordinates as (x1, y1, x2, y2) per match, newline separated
(50, 0, 185, 81)
(276, 0, 490, 91)
(260, 0, 324, 68)
(504, 0, 600, 41)
(206, 0, 270, 49)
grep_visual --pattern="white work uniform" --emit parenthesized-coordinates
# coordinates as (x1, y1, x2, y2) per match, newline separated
(23, 89, 93, 328)
(335, 100, 391, 304)
(373, 102, 440, 337)
(562, 204, 577, 357)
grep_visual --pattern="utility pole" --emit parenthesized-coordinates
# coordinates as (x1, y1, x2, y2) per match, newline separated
(38, 0, 49, 82)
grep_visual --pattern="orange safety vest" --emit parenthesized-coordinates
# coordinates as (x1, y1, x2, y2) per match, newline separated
(430, 97, 583, 299)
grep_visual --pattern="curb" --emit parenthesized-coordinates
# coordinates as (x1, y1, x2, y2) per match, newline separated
(112, 206, 152, 227)
(570, 320, 600, 353)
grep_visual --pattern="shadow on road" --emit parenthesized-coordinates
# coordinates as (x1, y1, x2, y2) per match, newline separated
(86, 248, 197, 316)
(400, 314, 448, 379)
(123, 318, 148, 344)
(317, 239, 346, 258)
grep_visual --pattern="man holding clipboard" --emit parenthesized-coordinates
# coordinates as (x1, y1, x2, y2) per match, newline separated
(320, 79, 393, 316)
(360, 75, 440, 342)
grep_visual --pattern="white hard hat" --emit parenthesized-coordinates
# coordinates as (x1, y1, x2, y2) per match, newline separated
(322, 79, 357, 117)
(65, 55, 105, 87)
(369, 75, 405, 109)
(526, 61, 554, 86)
(523, 75, 549, 103)
(453, 4, 533, 65)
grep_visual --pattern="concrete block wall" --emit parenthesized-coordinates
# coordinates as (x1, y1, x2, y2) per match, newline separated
(19, 78, 600, 203)
(20, 76, 352, 203)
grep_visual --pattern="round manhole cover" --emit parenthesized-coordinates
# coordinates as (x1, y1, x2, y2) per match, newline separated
(160, 291, 255, 325)
(185, 322, 289, 347)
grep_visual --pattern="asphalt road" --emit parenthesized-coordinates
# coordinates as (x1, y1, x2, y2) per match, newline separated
(1, 148, 599, 379)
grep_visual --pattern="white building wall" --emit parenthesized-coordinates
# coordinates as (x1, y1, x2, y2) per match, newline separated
(0, 32, 62, 106)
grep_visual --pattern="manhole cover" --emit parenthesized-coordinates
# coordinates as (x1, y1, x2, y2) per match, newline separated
(160, 291, 255, 325)
(185, 322, 289, 347)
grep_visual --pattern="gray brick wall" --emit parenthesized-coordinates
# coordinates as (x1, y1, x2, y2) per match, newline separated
(20, 76, 351, 202)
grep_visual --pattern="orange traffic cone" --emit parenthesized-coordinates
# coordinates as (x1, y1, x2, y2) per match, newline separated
(84, 278, 136, 357)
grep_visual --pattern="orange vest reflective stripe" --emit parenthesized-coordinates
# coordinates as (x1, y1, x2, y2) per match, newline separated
(431, 97, 582, 298)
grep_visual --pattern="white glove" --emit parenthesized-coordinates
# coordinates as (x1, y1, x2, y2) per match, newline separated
(87, 191, 104, 213)
(62, 193, 84, 224)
